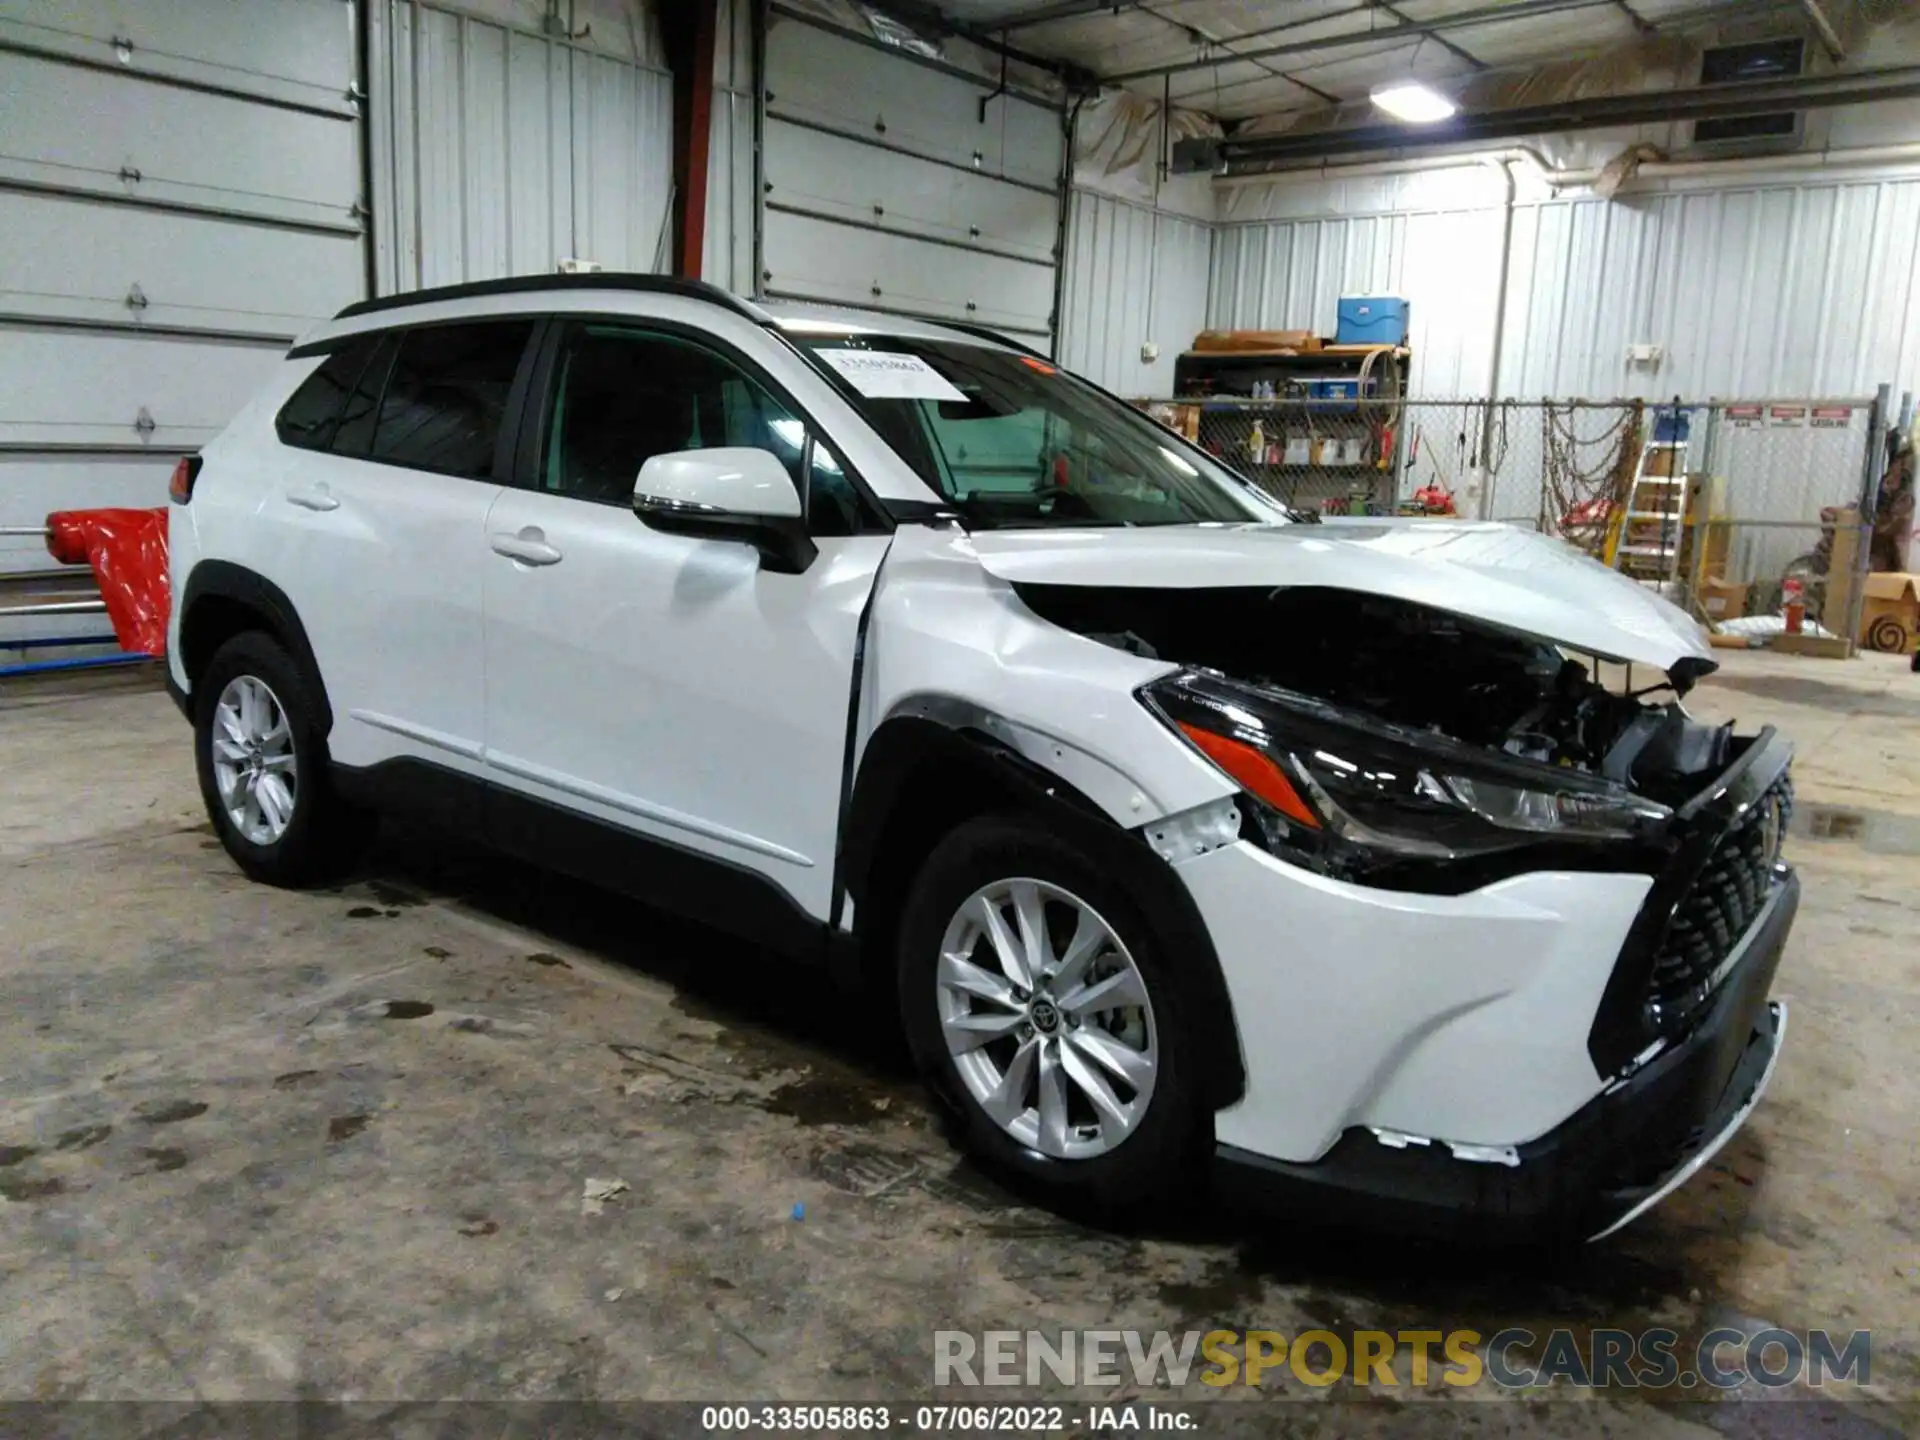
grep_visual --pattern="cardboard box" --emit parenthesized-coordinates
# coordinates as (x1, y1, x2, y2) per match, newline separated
(1771, 633, 1852, 659)
(1700, 577, 1749, 620)
(1859, 572, 1920, 653)
(1824, 506, 1862, 638)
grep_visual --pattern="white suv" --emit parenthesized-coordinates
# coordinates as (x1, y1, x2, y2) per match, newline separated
(166, 276, 1796, 1242)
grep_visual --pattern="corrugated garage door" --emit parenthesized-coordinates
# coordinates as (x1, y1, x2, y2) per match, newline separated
(0, 0, 366, 580)
(367, 0, 674, 294)
(761, 8, 1065, 352)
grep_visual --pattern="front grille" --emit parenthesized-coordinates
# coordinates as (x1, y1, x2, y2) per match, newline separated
(1645, 774, 1793, 1029)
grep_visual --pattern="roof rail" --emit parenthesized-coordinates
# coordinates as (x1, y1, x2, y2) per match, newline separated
(335, 272, 767, 323)
(924, 318, 1051, 359)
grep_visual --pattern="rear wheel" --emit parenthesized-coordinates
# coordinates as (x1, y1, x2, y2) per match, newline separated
(194, 632, 373, 885)
(898, 815, 1204, 1214)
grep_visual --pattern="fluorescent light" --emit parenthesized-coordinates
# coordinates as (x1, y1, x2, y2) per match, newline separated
(1370, 81, 1456, 123)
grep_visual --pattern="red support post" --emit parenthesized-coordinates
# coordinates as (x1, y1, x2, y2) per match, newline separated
(665, 0, 718, 280)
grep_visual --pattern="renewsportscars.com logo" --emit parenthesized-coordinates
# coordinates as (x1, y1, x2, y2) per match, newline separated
(933, 1327, 1872, 1392)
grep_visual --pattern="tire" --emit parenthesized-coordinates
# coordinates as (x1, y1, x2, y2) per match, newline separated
(193, 631, 374, 886)
(897, 813, 1206, 1216)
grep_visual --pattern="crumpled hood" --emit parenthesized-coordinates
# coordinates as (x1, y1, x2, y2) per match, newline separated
(967, 518, 1714, 674)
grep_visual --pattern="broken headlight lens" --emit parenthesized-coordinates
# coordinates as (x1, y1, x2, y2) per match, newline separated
(1141, 670, 1672, 889)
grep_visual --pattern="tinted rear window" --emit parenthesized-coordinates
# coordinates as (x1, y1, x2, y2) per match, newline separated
(331, 334, 399, 456)
(275, 335, 380, 450)
(369, 321, 533, 479)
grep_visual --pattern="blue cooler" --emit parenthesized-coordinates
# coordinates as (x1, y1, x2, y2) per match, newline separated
(1305, 377, 1366, 403)
(1336, 296, 1410, 346)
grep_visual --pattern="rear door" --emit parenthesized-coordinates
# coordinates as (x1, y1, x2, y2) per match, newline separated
(479, 317, 891, 925)
(259, 318, 537, 779)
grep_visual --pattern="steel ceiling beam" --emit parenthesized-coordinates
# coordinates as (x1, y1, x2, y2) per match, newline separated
(971, 0, 1147, 32)
(1103, 0, 1625, 83)
(1374, 0, 1488, 71)
(1220, 64, 1920, 169)
(1800, 0, 1846, 60)
(1136, 2, 1343, 106)
(1612, 0, 1657, 34)
(857, 1, 1101, 86)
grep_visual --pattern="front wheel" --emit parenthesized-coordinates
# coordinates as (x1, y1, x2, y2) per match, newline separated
(897, 815, 1205, 1214)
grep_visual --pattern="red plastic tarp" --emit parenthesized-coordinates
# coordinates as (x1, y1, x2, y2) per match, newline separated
(44, 507, 171, 657)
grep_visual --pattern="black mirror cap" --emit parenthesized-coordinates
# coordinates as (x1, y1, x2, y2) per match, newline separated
(633, 496, 818, 575)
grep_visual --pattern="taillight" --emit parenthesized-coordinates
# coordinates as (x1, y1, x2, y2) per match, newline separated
(169, 454, 202, 504)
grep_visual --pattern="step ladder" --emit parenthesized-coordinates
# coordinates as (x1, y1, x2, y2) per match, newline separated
(1608, 438, 1689, 587)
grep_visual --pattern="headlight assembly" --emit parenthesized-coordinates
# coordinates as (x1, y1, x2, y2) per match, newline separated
(1141, 670, 1672, 891)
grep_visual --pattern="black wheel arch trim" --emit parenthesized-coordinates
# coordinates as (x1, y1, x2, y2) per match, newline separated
(841, 708, 1248, 1111)
(178, 561, 333, 734)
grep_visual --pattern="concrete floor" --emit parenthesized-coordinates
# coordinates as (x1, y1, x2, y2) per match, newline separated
(1, 650, 1915, 1434)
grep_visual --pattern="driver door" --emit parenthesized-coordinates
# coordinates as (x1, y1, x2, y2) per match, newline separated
(479, 319, 890, 928)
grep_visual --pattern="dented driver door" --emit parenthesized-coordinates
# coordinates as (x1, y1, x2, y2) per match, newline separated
(479, 319, 891, 926)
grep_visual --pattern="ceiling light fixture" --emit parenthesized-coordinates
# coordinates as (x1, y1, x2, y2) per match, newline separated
(1370, 81, 1457, 123)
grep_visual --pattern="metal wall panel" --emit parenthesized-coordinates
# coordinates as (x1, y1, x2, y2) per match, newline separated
(0, 0, 362, 581)
(760, 9, 1065, 345)
(1498, 181, 1920, 397)
(1211, 171, 1920, 404)
(571, 47, 676, 272)
(703, 88, 756, 294)
(369, 1, 672, 294)
(1059, 189, 1212, 398)
(700, 0, 754, 292)
(1209, 207, 1505, 399)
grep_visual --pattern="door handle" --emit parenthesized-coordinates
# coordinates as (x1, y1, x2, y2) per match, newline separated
(490, 528, 562, 566)
(286, 484, 339, 512)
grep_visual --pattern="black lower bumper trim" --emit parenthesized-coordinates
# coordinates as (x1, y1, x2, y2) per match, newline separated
(1213, 868, 1799, 1245)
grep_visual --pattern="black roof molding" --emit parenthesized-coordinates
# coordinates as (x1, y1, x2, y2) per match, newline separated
(335, 273, 766, 323)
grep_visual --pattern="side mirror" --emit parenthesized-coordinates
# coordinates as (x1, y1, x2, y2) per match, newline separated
(632, 447, 816, 574)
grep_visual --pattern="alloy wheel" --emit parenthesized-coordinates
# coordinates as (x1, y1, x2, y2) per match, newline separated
(211, 675, 298, 846)
(936, 878, 1157, 1160)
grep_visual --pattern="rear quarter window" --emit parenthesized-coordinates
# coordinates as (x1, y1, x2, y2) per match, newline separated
(275, 335, 381, 450)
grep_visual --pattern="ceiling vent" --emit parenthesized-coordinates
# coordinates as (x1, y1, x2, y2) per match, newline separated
(1694, 36, 1807, 148)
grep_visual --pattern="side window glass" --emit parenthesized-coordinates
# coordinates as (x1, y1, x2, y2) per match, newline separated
(806, 440, 866, 538)
(541, 326, 804, 505)
(331, 334, 399, 456)
(370, 321, 533, 478)
(274, 335, 379, 450)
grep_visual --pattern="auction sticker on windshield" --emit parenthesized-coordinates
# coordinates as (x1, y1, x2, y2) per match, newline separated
(815, 349, 968, 402)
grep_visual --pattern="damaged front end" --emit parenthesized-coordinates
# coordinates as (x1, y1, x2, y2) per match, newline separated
(1022, 580, 1796, 1051)
(1019, 580, 1799, 1239)
(1017, 583, 1749, 885)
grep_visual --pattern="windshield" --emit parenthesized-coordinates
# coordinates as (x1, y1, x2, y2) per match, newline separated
(789, 332, 1279, 529)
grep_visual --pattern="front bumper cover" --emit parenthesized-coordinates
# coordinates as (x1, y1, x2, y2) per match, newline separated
(1213, 867, 1797, 1244)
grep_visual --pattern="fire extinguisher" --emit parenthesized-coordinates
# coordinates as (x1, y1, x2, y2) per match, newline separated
(1782, 575, 1805, 635)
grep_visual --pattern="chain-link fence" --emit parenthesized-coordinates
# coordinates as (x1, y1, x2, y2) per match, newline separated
(1141, 397, 1407, 516)
(1137, 391, 1885, 634)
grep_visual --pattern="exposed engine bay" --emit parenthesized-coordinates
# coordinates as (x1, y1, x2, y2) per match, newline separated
(1014, 583, 1735, 805)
